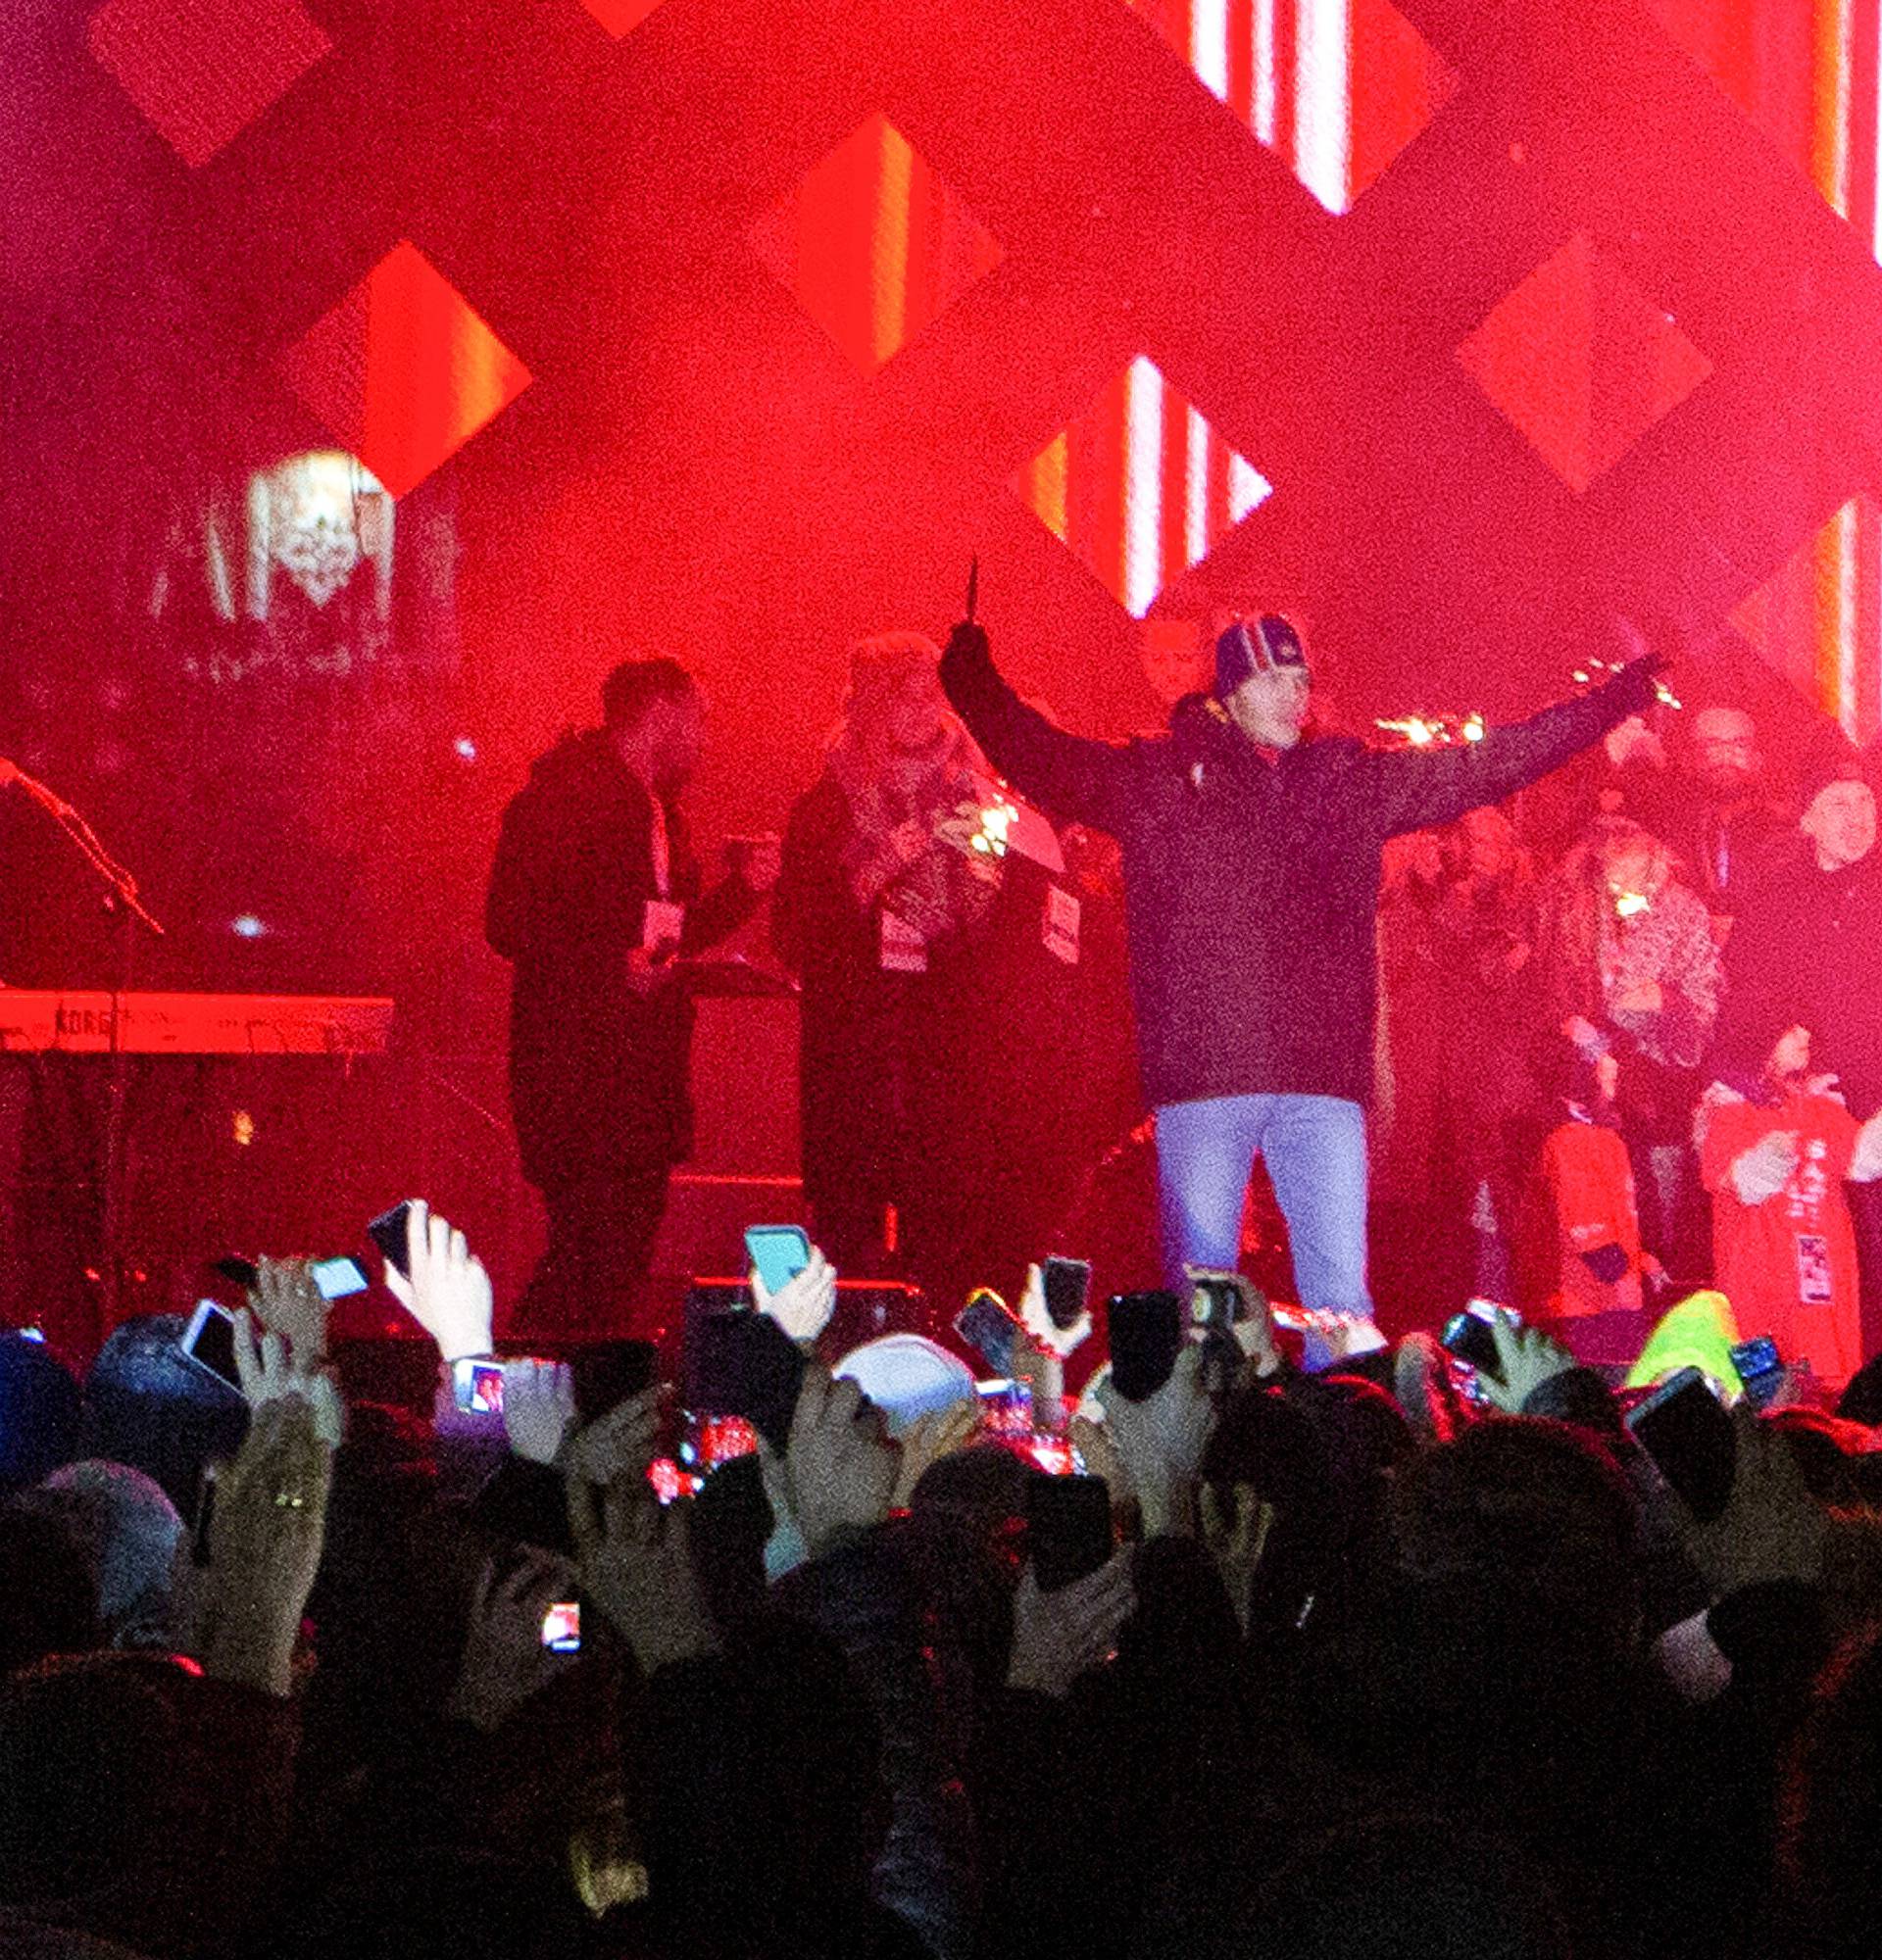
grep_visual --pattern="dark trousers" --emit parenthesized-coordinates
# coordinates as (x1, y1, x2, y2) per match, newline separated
(515, 1160, 671, 1339)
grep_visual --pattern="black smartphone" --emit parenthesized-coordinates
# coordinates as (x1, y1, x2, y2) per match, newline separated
(1626, 1367, 1737, 1521)
(1025, 1470, 1113, 1592)
(954, 1289, 1020, 1376)
(570, 1339, 659, 1426)
(368, 1200, 414, 1279)
(1107, 1290, 1184, 1401)
(684, 1309, 807, 1451)
(1440, 1306, 1506, 1378)
(1729, 1337, 1785, 1412)
(1041, 1256, 1092, 1332)
(1188, 1273, 1242, 1333)
(180, 1299, 242, 1393)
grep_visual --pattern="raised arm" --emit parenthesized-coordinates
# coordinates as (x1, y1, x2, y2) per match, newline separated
(939, 622, 1129, 832)
(1367, 629, 1663, 839)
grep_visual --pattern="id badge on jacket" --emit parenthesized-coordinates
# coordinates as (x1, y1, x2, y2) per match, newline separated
(1796, 1233, 1833, 1305)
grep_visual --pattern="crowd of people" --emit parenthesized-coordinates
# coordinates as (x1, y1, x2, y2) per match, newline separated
(5, 614, 1882, 1959)
(6, 1190, 1882, 1960)
(1371, 695, 1882, 1385)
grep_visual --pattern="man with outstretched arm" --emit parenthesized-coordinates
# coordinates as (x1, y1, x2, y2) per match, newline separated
(940, 611, 1663, 1359)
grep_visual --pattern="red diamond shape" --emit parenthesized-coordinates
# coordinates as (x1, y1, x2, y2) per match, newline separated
(578, 0, 666, 33)
(752, 114, 1005, 376)
(1016, 356, 1273, 617)
(1125, 0, 1457, 213)
(279, 243, 533, 499)
(1457, 231, 1712, 494)
(1732, 497, 1882, 749)
(87, 0, 331, 168)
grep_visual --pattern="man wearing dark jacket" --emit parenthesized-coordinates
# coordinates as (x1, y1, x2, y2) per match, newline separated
(940, 612, 1659, 1345)
(486, 659, 774, 1335)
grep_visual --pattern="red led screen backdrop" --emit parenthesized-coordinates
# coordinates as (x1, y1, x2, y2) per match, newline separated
(85, 0, 331, 167)
(278, 243, 533, 501)
(1456, 231, 1715, 497)
(751, 113, 1006, 376)
(1018, 356, 1273, 617)
(1124, 0, 1457, 211)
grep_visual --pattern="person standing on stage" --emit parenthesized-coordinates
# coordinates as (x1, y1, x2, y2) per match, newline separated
(940, 610, 1662, 1350)
(486, 658, 778, 1335)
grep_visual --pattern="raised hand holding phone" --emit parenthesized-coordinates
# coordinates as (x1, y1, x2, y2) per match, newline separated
(776, 1365, 899, 1560)
(504, 1357, 577, 1466)
(247, 1255, 332, 1368)
(379, 1199, 494, 1365)
(197, 1396, 333, 1694)
(567, 1443, 718, 1676)
(230, 1303, 345, 1448)
(1019, 1259, 1092, 1358)
(1007, 1551, 1133, 1699)
(751, 1239, 836, 1345)
(1095, 1342, 1214, 1539)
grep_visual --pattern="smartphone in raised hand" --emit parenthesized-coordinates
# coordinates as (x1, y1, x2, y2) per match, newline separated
(1107, 1290, 1184, 1401)
(745, 1224, 810, 1298)
(1626, 1366, 1736, 1520)
(955, 1289, 1020, 1377)
(368, 1200, 415, 1280)
(1041, 1256, 1092, 1332)
(180, 1299, 242, 1393)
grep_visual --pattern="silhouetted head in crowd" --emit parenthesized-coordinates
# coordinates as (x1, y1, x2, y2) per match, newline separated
(0, 1333, 80, 1494)
(0, 1653, 191, 1930)
(1232, 1815, 1577, 1960)
(22, 1461, 183, 1652)
(78, 1315, 248, 1523)
(0, 1503, 98, 1676)
(1781, 1623, 1882, 1960)
(1389, 1418, 1641, 1651)
(603, 657, 704, 801)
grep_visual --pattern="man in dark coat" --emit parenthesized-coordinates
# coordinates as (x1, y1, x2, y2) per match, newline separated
(1713, 760, 1882, 1350)
(940, 612, 1660, 1352)
(486, 659, 775, 1335)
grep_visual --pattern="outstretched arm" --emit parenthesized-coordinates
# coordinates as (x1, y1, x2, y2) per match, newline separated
(939, 621, 1128, 832)
(1367, 624, 1663, 839)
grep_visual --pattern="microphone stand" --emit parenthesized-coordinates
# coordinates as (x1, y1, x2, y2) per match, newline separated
(3, 761, 166, 1344)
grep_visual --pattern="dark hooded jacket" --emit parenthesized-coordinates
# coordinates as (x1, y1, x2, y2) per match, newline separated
(484, 728, 759, 1185)
(939, 627, 1658, 1109)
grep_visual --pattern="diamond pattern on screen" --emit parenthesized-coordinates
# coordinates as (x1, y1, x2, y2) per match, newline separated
(278, 243, 533, 499)
(1124, 0, 1458, 214)
(1649, 0, 1882, 264)
(1457, 231, 1713, 494)
(751, 114, 1005, 376)
(1015, 356, 1273, 617)
(578, 0, 666, 35)
(1732, 496, 1882, 748)
(86, 0, 331, 168)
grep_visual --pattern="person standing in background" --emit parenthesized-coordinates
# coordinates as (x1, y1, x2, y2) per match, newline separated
(486, 659, 777, 1336)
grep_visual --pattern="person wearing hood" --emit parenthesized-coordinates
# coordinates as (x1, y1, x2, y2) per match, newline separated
(486, 658, 777, 1335)
(772, 633, 1010, 1279)
(939, 610, 1661, 1358)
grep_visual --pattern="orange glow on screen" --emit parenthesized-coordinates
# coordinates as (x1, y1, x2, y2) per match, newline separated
(752, 115, 1005, 375)
(1018, 357, 1271, 616)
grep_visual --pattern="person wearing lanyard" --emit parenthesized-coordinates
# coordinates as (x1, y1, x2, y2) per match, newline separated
(486, 659, 779, 1336)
